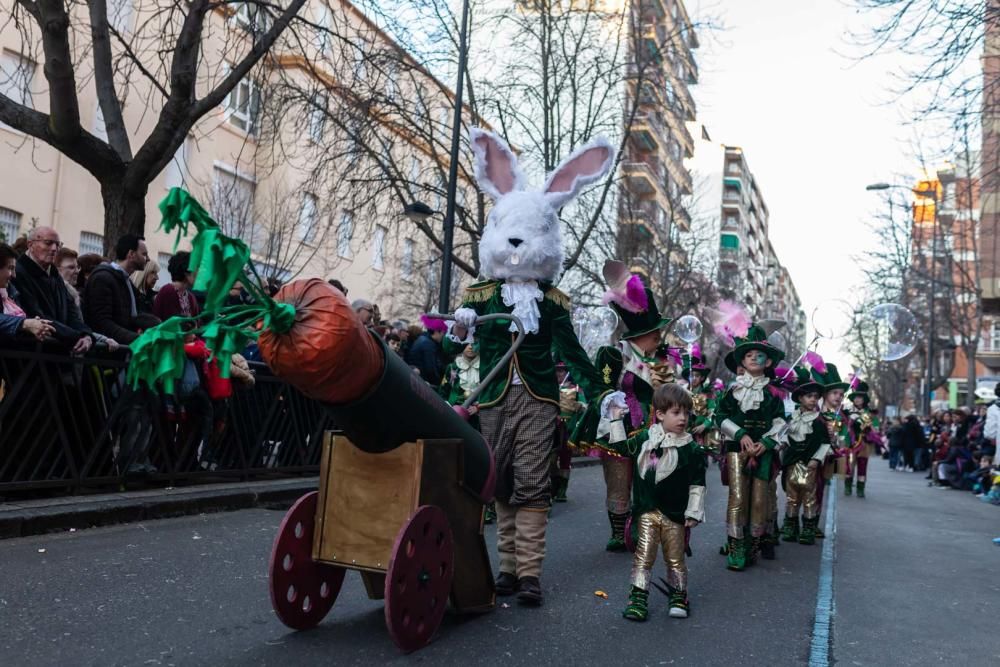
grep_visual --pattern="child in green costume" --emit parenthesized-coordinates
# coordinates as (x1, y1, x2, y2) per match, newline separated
(599, 383, 706, 621)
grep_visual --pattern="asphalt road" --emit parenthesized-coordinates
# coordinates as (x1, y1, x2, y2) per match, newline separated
(0, 460, 996, 666)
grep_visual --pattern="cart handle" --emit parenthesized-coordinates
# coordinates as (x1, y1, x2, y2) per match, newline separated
(424, 312, 526, 410)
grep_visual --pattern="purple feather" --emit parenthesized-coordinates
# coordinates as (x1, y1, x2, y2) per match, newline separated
(625, 275, 648, 312)
(804, 351, 826, 373)
(712, 300, 751, 346)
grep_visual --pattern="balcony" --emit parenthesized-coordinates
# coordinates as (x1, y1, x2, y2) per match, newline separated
(630, 111, 665, 152)
(623, 161, 660, 197)
(719, 246, 740, 266)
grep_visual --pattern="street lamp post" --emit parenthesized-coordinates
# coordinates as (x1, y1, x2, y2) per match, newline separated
(866, 181, 939, 415)
(438, 0, 472, 314)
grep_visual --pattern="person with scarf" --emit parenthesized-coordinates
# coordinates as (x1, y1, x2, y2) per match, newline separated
(780, 367, 832, 545)
(598, 383, 706, 622)
(842, 380, 882, 497)
(713, 323, 787, 570)
(571, 261, 674, 552)
(813, 363, 851, 536)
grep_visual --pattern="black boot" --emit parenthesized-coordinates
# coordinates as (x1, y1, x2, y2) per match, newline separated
(495, 571, 518, 596)
(606, 512, 628, 552)
(516, 576, 543, 606)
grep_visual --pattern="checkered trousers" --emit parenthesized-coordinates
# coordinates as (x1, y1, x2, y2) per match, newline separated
(479, 386, 559, 510)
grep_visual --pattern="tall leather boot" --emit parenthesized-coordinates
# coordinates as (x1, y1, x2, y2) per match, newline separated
(799, 517, 817, 545)
(606, 512, 628, 552)
(844, 477, 853, 496)
(781, 515, 799, 542)
(857, 480, 866, 498)
(726, 535, 746, 571)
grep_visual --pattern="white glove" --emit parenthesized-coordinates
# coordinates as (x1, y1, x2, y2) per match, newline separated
(600, 391, 629, 420)
(454, 307, 478, 329)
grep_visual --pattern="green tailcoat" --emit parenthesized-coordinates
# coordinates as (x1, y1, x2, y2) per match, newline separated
(714, 384, 786, 480)
(443, 280, 608, 408)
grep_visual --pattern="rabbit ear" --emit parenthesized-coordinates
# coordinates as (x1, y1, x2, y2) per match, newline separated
(469, 128, 525, 200)
(543, 136, 615, 209)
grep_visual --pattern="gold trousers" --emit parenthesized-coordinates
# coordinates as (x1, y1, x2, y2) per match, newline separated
(630, 509, 686, 592)
(726, 452, 771, 538)
(602, 456, 632, 514)
(784, 462, 818, 519)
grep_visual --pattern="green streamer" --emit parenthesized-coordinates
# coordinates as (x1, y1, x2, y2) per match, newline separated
(126, 317, 190, 394)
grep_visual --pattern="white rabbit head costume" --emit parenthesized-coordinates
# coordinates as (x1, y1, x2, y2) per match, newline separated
(469, 128, 615, 284)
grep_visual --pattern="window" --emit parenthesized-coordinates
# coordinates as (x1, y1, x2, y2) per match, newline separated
(353, 45, 368, 82)
(371, 225, 386, 270)
(385, 66, 398, 101)
(724, 187, 740, 201)
(402, 237, 414, 280)
(79, 231, 105, 256)
(725, 215, 737, 228)
(337, 212, 353, 258)
(727, 161, 741, 175)
(314, 3, 332, 56)
(0, 206, 21, 243)
(164, 137, 192, 190)
(664, 79, 675, 105)
(234, 2, 269, 34)
(212, 165, 262, 252)
(156, 252, 172, 288)
(223, 71, 262, 136)
(991, 321, 1000, 351)
(0, 51, 35, 131)
(93, 100, 107, 141)
(309, 93, 326, 143)
(108, 0, 133, 33)
(298, 192, 318, 241)
(720, 233, 739, 250)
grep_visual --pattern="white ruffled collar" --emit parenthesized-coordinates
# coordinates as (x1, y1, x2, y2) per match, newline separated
(501, 279, 543, 334)
(733, 373, 769, 412)
(637, 425, 692, 483)
(788, 407, 819, 441)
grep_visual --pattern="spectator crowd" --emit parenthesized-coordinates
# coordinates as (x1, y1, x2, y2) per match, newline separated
(882, 390, 1000, 505)
(1, 228, 477, 485)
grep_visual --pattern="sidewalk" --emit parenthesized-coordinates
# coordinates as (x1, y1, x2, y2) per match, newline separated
(0, 477, 319, 540)
(831, 461, 1000, 665)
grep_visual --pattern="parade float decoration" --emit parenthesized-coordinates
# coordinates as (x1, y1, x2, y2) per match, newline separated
(127, 188, 526, 653)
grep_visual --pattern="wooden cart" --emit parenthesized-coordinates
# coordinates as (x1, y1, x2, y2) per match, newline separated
(268, 433, 495, 652)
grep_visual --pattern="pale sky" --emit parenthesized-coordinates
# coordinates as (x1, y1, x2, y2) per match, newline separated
(689, 0, 921, 368)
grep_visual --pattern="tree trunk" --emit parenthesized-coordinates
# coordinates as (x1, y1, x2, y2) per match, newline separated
(101, 179, 149, 255)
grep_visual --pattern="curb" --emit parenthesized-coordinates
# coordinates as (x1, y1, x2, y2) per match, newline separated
(0, 477, 319, 540)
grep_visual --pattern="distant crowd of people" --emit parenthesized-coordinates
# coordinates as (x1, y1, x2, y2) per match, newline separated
(883, 395, 1000, 503)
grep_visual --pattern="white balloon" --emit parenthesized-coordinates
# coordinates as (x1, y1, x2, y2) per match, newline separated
(866, 303, 917, 362)
(673, 314, 703, 344)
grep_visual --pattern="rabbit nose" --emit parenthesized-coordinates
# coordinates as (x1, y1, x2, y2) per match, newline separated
(509, 238, 524, 248)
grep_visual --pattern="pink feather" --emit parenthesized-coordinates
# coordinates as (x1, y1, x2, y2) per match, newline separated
(690, 343, 702, 359)
(712, 300, 751, 346)
(804, 351, 826, 374)
(767, 384, 788, 400)
(713, 379, 725, 391)
(420, 314, 448, 333)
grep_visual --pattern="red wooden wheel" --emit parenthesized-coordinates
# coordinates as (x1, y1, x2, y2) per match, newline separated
(384, 505, 454, 653)
(269, 491, 345, 630)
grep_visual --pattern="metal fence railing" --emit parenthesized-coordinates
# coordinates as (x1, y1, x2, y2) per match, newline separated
(0, 343, 333, 495)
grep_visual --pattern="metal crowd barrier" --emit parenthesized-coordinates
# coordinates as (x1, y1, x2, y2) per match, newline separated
(0, 342, 333, 495)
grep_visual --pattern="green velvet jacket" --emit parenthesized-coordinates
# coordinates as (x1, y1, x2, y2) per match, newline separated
(714, 382, 787, 481)
(443, 280, 608, 408)
(600, 427, 707, 525)
(690, 383, 718, 431)
(781, 410, 832, 467)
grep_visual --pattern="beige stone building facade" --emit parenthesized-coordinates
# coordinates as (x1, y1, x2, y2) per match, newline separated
(0, 0, 477, 321)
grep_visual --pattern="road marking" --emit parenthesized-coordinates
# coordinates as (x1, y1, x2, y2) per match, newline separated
(809, 485, 837, 667)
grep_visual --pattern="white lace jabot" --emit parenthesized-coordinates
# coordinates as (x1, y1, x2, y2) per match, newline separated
(501, 280, 544, 335)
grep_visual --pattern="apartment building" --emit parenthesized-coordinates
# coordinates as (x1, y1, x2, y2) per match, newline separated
(715, 146, 804, 349)
(0, 0, 478, 319)
(618, 0, 698, 289)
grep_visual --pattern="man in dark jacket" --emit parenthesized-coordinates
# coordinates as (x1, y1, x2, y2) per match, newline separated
(405, 316, 448, 386)
(82, 234, 160, 344)
(12, 226, 93, 353)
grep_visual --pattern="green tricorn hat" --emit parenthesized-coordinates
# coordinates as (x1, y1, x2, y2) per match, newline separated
(848, 380, 870, 405)
(602, 260, 671, 341)
(724, 324, 786, 373)
(811, 363, 850, 393)
(789, 366, 824, 402)
(594, 345, 624, 388)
